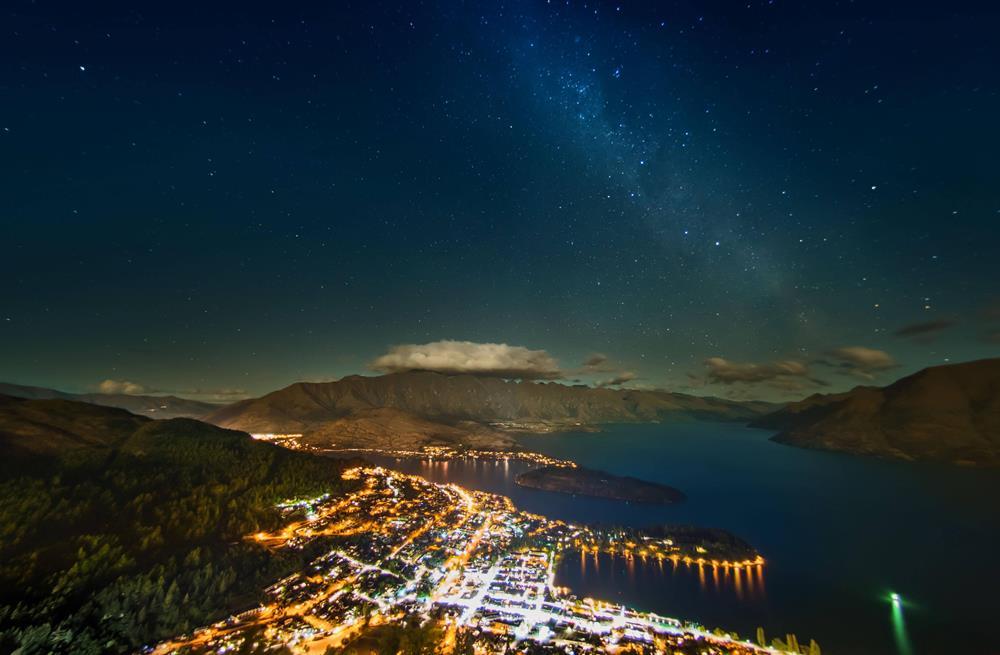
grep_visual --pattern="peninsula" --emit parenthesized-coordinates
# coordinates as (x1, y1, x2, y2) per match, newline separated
(516, 464, 686, 504)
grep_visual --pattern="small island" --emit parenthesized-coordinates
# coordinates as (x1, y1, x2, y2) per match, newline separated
(516, 465, 685, 504)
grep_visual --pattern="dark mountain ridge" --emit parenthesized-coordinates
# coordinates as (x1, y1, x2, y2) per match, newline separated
(205, 371, 775, 448)
(0, 394, 156, 463)
(207, 370, 773, 427)
(0, 382, 220, 419)
(752, 358, 1000, 465)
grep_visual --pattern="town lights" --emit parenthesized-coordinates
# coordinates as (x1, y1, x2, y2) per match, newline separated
(163, 465, 782, 655)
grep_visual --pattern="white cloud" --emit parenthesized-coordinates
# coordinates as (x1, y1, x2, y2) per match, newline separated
(371, 340, 563, 379)
(98, 379, 147, 395)
(597, 371, 638, 387)
(704, 357, 811, 384)
(174, 388, 250, 402)
(826, 346, 897, 379)
(582, 353, 610, 370)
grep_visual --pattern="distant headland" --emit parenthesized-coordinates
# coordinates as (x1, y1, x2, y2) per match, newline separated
(516, 465, 686, 504)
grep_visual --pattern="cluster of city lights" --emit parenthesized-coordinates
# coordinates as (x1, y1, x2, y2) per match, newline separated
(151, 466, 804, 655)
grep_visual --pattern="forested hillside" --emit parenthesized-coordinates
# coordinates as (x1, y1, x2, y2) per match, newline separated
(0, 396, 357, 654)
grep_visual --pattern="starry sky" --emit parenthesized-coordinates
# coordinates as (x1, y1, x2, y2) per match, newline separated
(2, 0, 998, 401)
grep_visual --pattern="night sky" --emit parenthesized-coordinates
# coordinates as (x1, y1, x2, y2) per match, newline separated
(2, 0, 998, 401)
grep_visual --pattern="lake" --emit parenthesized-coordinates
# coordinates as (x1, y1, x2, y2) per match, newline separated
(354, 422, 1000, 655)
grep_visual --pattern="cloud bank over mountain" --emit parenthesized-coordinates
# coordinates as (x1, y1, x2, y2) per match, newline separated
(370, 340, 563, 380)
(97, 379, 146, 395)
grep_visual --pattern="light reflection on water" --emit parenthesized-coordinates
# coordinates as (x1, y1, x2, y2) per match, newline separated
(891, 597, 914, 655)
(567, 548, 768, 602)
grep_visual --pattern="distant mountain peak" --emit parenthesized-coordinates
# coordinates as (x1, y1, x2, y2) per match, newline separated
(0, 382, 221, 419)
(205, 371, 774, 450)
(752, 358, 1000, 466)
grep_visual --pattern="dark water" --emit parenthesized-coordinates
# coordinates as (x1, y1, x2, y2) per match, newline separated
(351, 423, 1000, 655)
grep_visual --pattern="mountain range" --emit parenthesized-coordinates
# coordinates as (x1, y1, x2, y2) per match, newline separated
(0, 374, 774, 453)
(204, 371, 775, 449)
(0, 382, 219, 419)
(6, 359, 998, 464)
(752, 358, 1000, 466)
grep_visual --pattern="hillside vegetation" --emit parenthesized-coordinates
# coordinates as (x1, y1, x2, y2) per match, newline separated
(0, 395, 357, 654)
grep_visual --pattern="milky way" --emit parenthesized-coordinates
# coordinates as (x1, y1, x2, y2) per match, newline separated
(1, 0, 997, 398)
